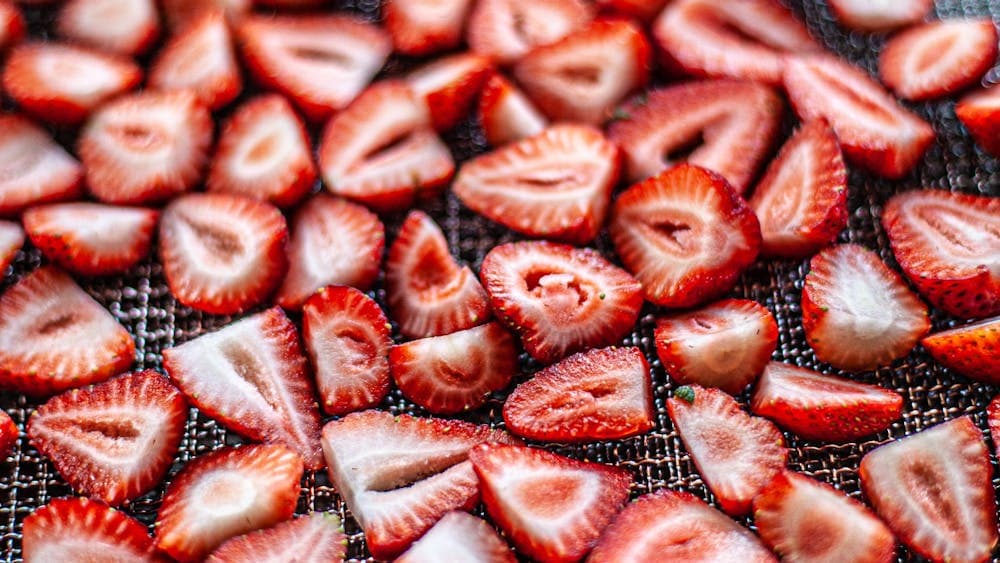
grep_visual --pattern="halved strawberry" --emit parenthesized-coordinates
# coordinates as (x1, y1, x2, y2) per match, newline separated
(79, 90, 213, 205)
(162, 307, 323, 469)
(514, 18, 651, 125)
(606, 80, 782, 191)
(407, 52, 494, 132)
(23, 497, 163, 562)
(860, 416, 998, 562)
(802, 243, 930, 371)
(653, 0, 821, 84)
(609, 164, 761, 308)
(469, 442, 631, 562)
(207, 95, 316, 209)
(922, 316, 999, 384)
(829, 0, 933, 32)
(301, 286, 391, 416)
(155, 444, 304, 562)
(56, 0, 159, 56)
(783, 54, 935, 179)
(477, 72, 548, 147)
(0, 115, 82, 216)
(667, 385, 787, 516)
(318, 81, 455, 213)
(481, 240, 643, 364)
(206, 513, 346, 563)
(396, 511, 515, 563)
(453, 124, 619, 244)
(654, 299, 777, 395)
(0, 267, 134, 396)
(595, 0, 667, 21)
(0, 410, 16, 458)
(321, 410, 520, 560)
(957, 86, 1000, 157)
(159, 193, 288, 315)
(750, 361, 903, 442)
(0, 220, 24, 274)
(276, 195, 384, 311)
(503, 346, 654, 442)
(162, 0, 249, 30)
(23, 203, 158, 276)
(385, 0, 473, 56)
(882, 189, 1000, 319)
(753, 471, 896, 562)
(385, 210, 490, 339)
(238, 14, 391, 122)
(26, 370, 186, 505)
(466, 0, 593, 65)
(0, 1, 24, 52)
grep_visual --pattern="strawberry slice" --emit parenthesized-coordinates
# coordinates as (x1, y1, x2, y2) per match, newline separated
(0, 267, 134, 396)
(206, 513, 346, 563)
(0, 115, 83, 216)
(653, 0, 821, 84)
(750, 361, 903, 442)
(319, 81, 455, 213)
(56, 0, 159, 56)
(207, 95, 316, 209)
(749, 120, 848, 258)
(23, 497, 163, 562)
(0, 1, 24, 53)
(860, 416, 999, 562)
(922, 316, 1000, 385)
(654, 299, 777, 394)
(481, 240, 643, 364)
(783, 54, 935, 179)
(957, 86, 1000, 157)
(2, 42, 141, 125)
(467, 0, 593, 65)
(469, 442, 632, 562)
(26, 370, 186, 505)
(0, 409, 16, 458)
(396, 511, 515, 563)
(155, 444, 304, 562)
(595, 0, 667, 21)
(882, 189, 1000, 319)
(301, 286, 391, 416)
(162, 307, 324, 469)
(502, 346, 654, 442)
(453, 124, 619, 245)
(407, 52, 494, 133)
(386, 210, 491, 339)
(829, 0, 933, 32)
(802, 243, 930, 371)
(589, 489, 776, 562)
(0, 220, 24, 274)
(276, 195, 384, 311)
(162, 0, 249, 30)
(753, 471, 896, 562)
(513, 18, 651, 125)
(79, 90, 213, 205)
(159, 193, 288, 315)
(606, 80, 782, 191)
(667, 385, 787, 516)
(385, 0, 473, 56)
(238, 14, 391, 122)
(609, 164, 761, 308)
(321, 410, 520, 560)
(989, 395, 1000, 457)
(23, 202, 158, 276)
(390, 322, 517, 415)
(477, 72, 548, 147)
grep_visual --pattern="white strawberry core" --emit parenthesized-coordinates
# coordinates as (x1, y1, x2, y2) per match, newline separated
(233, 117, 300, 178)
(37, 50, 122, 103)
(194, 470, 257, 516)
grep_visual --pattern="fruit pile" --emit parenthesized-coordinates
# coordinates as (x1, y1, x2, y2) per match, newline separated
(0, 0, 997, 561)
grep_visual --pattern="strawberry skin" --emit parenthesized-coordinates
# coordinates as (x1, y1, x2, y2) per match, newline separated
(23, 497, 164, 562)
(0, 115, 83, 216)
(0, 409, 15, 459)
(922, 316, 999, 384)
(385, 0, 473, 56)
(0, 1, 24, 53)
(162, 0, 250, 31)
(466, 0, 593, 66)
(57, 0, 159, 56)
(957, 86, 1000, 157)
(206, 513, 346, 563)
(988, 395, 1000, 458)
(477, 72, 548, 147)
(829, 0, 933, 32)
(396, 511, 515, 563)
(595, 0, 667, 21)
(407, 52, 494, 133)
(0, 220, 24, 274)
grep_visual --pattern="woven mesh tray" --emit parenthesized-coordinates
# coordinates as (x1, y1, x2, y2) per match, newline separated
(3, 1, 1000, 561)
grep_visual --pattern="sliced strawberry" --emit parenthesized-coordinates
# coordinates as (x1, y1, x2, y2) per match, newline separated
(481, 240, 643, 364)
(829, 0, 933, 32)
(653, 0, 821, 85)
(162, 307, 323, 469)
(23, 497, 163, 562)
(654, 299, 777, 395)
(318, 81, 455, 213)
(207, 95, 316, 209)
(859, 416, 998, 562)
(989, 395, 1000, 457)
(0, 1, 24, 52)
(0, 409, 16, 458)
(162, 0, 250, 31)
(321, 410, 520, 560)
(750, 361, 903, 442)
(155, 444, 304, 562)
(802, 243, 930, 371)
(276, 195, 384, 311)
(595, 0, 667, 21)
(385, 210, 490, 339)
(957, 86, 1000, 157)
(469, 442, 631, 562)
(23, 202, 158, 276)
(238, 14, 391, 122)
(514, 18, 651, 125)
(159, 193, 288, 315)
(922, 316, 1000, 384)
(0, 267, 134, 396)
(667, 385, 787, 516)
(79, 90, 213, 205)
(407, 52, 494, 132)
(57, 0, 159, 56)
(477, 72, 548, 147)
(503, 346, 653, 442)
(606, 80, 782, 191)
(753, 471, 896, 562)
(453, 124, 619, 245)
(206, 513, 346, 563)
(882, 189, 1000, 319)
(301, 286, 391, 416)
(466, 0, 593, 65)
(26, 370, 186, 505)
(385, 0, 473, 56)
(0, 115, 82, 216)
(783, 54, 935, 179)
(0, 220, 24, 273)
(609, 164, 761, 308)
(396, 511, 515, 563)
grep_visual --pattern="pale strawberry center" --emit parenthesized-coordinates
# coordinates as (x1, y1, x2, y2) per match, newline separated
(108, 123, 167, 152)
(197, 470, 256, 515)
(514, 474, 583, 518)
